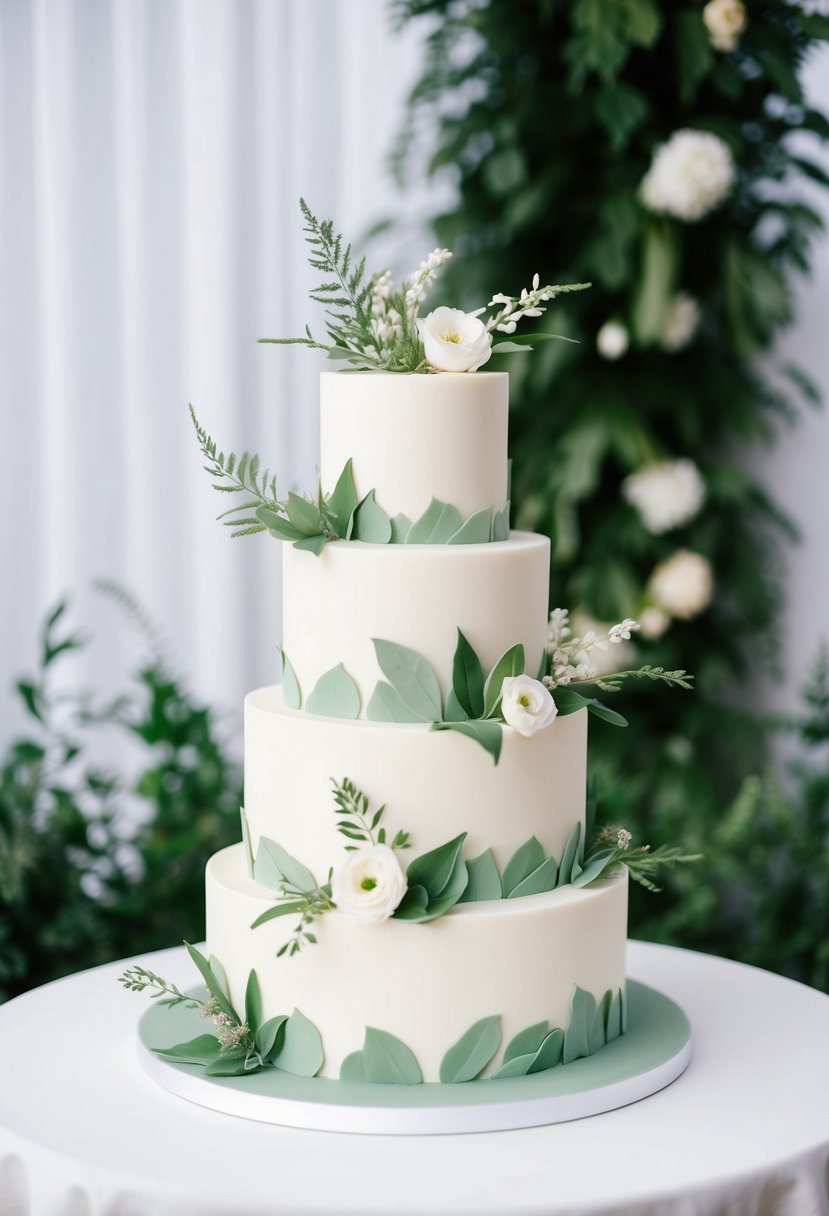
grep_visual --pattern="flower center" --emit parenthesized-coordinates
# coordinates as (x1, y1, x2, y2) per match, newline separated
(443, 332, 462, 344)
(360, 876, 378, 891)
(518, 694, 531, 708)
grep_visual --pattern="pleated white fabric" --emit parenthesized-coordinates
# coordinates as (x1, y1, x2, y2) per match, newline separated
(0, 0, 425, 726)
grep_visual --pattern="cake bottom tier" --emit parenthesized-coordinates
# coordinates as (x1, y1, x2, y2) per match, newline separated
(206, 845, 628, 1082)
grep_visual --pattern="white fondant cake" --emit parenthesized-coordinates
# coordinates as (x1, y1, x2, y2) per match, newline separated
(204, 369, 631, 1086)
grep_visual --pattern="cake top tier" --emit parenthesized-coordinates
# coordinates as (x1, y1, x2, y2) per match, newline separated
(320, 371, 509, 524)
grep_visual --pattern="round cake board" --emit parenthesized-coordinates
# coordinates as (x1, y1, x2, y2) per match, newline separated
(137, 979, 691, 1135)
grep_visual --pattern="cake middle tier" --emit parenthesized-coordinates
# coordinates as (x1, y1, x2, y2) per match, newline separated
(282, 531, 551, 713)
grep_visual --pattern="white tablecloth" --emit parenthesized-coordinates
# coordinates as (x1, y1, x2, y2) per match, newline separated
(1, 941, 828, 1216)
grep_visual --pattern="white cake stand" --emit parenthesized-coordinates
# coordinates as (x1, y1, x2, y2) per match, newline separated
(137, 978, 691, 1135)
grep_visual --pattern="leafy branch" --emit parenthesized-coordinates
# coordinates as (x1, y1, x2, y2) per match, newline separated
(331, 777, 411, 851)
(274, 881, 335, 958)
(188, 404, 282, 537)
(590, 667, 695, 692)
(117, 965, 202, 1009)
(585, 830, 702, 893)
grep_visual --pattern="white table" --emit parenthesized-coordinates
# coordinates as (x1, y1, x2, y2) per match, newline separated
(1, 941, 828, 1216)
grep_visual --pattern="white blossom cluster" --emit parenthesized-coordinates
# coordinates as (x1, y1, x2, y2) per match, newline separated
(544, 608, 640, 689)
(484, 274, 558, 334)
(702, 0, 746, 51)
(623, 459, 706, 534)
(404, 247, 453, 318)
(369, 269, 403, 358)
(198, 997, 250, 1050)
(641, 129, 736, 222)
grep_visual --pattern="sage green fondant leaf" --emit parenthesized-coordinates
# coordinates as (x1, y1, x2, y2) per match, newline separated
(244, 970, 262, 1033)
(588, 1002, 607, 1055)
(452, 628, 485, 719)
(458, 848, 502, 902)
(392, 883, 430, 921)
(443, 689, 469, 722)
(571, 848, 616, 888)
(406, 498, 463, 544)
(528, 1027, 565, 1073)
(621, 986, 628, 1033)
(352, 489, 392, 544)
(271, 1009, 324, 1077)
(366, 681, 423, 723)
(277, 647, 302, 709)
(239, 807, 254, 876)
(154, 1034, 222, 1066)
(447, 508, 493, 545)
(405, 833, 468, 900)
(256, 1014, 288, 1059)
(285, 491, 324, 535)
(249, 900, 305, 929)
(204, 1055, 255, 1077)
(430, 720, 503, 764)
(339, 1051, 368, 1081)
(292, 533, 327, 556)
(362, 1028, 423, 1085)
(373, 639, 442, 722)
(326, 458, 358, 538)
(254, 837, 316, 895)
(563, 986, 596, 1065)
(557, 822, 582, 888)
(390, 512, 412, 544)
(501, 835, 545, 896)
(306, 663, 361, 719)
(606, 990, 623, 1042)
(490, 1052, 535, 1079)
(503, 1020, 549, 1063)
(491, 501, 510, 541)
(184, 942, 238, 1022)
(483, 643, 525, 718)
(507, 855, 558, 899)
(256, 506, 305, 540)
(208, 954, 230, 999)
(440, 1015, 501, 1083)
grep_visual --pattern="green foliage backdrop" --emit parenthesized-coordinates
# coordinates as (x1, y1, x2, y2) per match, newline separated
(394, 0, 829, 961)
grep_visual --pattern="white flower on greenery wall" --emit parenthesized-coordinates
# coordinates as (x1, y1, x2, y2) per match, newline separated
(647, 550, 714, 621)
(661, 293, 701, 352)
(331, 845, 407, 925)
(596, 319, 629, 360)
(641, 130, 736, 222)
(417, 306, 493, 372)
(623, 460, 706, 534)
(703, 0, 747, 52)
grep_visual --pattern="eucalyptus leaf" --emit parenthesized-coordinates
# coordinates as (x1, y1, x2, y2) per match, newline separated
(572, 848, 617, 887)
(362, 1027, 423, 1085)
(490, 340, 533, 353)
(490, 1052, 535, 1079)
(254, 837, 316, 895)
(528, 1027, 565, 1073)
(250, 900, 306, 929)
(606, 990, 623, 1042)
(204, 1054, 256, 1077)
(292, 533, 328, 556)
(256, 1014, 288, 1059)
(339, 1051, 368, 1081)
(583, 698, 628, 728)
(256, 507, 305, 541)
(240, 807, 255, 875)
(306, 664, 361, 719)
(563, 986, 595, 1065)
(208, 955, 230, 999)
(430, 719, 503, 764)
(352, 490, 392, 544)
(325, 458, 358, 538)
(588, 1002, 607, 1054)
(392, 884, 430, 921)
(405, 833, 468, 900)
(447, 508, 493, 545)
(277, 647, 302, 709)
(483, 643, 525, 717)
(557, 822, 582, 888)
(184, 942, 238, 1023)
(285, 491, 324, 535)
(443, 689, 469, 722)
(271, 1008, 324, 1077)
(390, 512, 412, 543)
(503, 1020, 549, 1063)
(550, 687, 589, 717)
(366, 681, 423, 723)
(440, 1015, 501, 1083)
(406, 498, 464, 544)
(507, 855, 558, 898)
(451, 629, 485, 719)
(458, 848, 502, 902)
(373, 639, 442, 722)
(491, 501, 510, 542)
(244, 970, 262, 1033)
(154, 1034, 222, 1066)
(501, 835, 545, 896)
(491, 331, 577, 346)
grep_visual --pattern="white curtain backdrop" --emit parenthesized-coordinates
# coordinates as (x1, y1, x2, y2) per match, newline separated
(0, 0, 430, 731)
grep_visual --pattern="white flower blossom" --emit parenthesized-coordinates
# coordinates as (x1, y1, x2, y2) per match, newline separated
(702, 0, 746, 51)
(647, 550, 714, 620)
(404, 248, 452, 318)
(661, 293, 701, 352)
(500, 675, 558, 737)
(418, 306, 493, 372)
(616, 828, 633, 851)
(641, 129, 736, 222)
(331, 845, 407, 925)
(545, 609, 640, 686)
(597, 320, 629, 361)
(623, 459, 706, 534)
(638, 606, 671, 640)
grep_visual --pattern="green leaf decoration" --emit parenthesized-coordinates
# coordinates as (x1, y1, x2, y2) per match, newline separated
(392, 884, 430, 921)
(572, 848, 616, 888)
(351, 490, 392, 544)
(366, 681, 422, 723)
(254, 837, 316, 895)
(373, 639, 442, 722)
(588, 1002, 607, 1055)
(405, 833, 468, 901)
(306, 663, 361, 719)
(490, 1052, 536, 1079)
(240, 807, 255, 877)
(270, 1008, 324, 1077)
(583, 697, 628, 728)
(501, 835, 545, 896)
(440, 1015, 501, 1083)
(430, 720, 503, 764)
(605, 990, 623, 1043)
(249, 900, 306, 930)
(285, 491, 324, 535)
(563, 986, 596, 1065)
(458, 848, 502, 902)
(390, 512, 412, 543)
(184, 942, 239, 1023)
(362, 1027, 423, 1085)
(292, 533, 328, 556)
(507, 855, 558, 899)
(447, 508, 493, 545)
(483, 643, 525, 717)
(326, 459, 358, 538)
(154, 1034, 222, 1066)
(528, 1027, 565, 1073)
(503, 1021, 549, 1063)
(557, 822, 582, 888)
(255, 506, 306, 541)
(208, 954, 230, 999)
(406, 498, 464, 544)
(550, 687, 587, 717)
(451, 629, 485, 719)
(256, 1014, 288, 1059)
(443, 689, 469, 722)
(621, 987, 628, 1033)
(204, 1055, 256, 1077)
(339, 1052, 368, 1081)
(277, 647, 301, 709)
(491, 501, 510, 542)
(489, 340, 533, 354)
(244, 970, 262, 1033)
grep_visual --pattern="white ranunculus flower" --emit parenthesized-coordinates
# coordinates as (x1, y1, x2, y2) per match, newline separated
(638, 606, 671, 640)
(596, 319, 629, 361)
(641, 129, 736, 222)
(331, 845, 407, 925)
(623, 459, 706, 534)
(661, 293, 701, 352)
(500, 675, 558, 737)
(702, 0, 746, 51)
(418, 306, 493, 373)
(647, 550, 714, 620)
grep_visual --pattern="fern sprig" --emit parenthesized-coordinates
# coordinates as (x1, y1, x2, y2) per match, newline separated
(189, 405, 283, 536)
(331, 777, 411, 852)
(591, 667, 695, 693)
(117, 965, 201, 1009)
(588, 830, 702, 892)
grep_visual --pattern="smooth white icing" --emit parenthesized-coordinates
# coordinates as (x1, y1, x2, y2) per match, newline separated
(244, 687, 587, 877)
(319, 371, 509, 521)
(282, 531, 551, 711)
(206, 844, 628, 1081)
